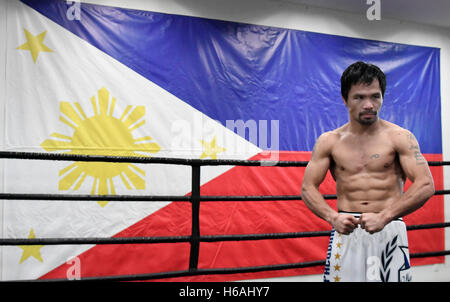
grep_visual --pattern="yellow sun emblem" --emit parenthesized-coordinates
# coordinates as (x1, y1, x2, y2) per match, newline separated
(41, 87, 161, 206)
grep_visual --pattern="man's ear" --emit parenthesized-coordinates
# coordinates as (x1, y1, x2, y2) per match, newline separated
(342, 96, 348, 106)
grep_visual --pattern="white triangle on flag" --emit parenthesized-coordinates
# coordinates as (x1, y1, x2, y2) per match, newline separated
(3, 0, 262, 280)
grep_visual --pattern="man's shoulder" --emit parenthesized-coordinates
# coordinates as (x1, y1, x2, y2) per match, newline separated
(381, 120, 412, 137)
(380, 121, 418, 152)
(317, 129, 341, 143)
(314, 129, 342, 154)
(319, 124, 349, 141)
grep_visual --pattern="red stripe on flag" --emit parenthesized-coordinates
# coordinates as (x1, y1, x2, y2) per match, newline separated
(39, 152, 444, 281)
(404, 154, 445, 266)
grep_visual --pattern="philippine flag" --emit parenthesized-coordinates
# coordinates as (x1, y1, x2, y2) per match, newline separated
(1, 0, 444, 281)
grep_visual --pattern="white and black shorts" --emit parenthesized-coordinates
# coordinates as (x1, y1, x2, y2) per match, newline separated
(323, 211, 412, 282)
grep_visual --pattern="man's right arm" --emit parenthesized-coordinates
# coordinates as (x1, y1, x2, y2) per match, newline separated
(301, 132, 359, 234)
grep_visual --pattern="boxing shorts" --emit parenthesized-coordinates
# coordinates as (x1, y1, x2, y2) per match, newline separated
(323, 211, 412, 282)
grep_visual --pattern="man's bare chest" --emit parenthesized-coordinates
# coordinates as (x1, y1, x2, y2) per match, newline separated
(330, 137, 398, 174)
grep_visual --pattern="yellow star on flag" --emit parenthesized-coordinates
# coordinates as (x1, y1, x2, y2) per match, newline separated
(200, 136, 226, 159)
(334, 264, 341, 271)
(334, 253, 341, 260)
(336, 242, 342, 248)
(334, 275, 341, 282)
(18, 228, 44, 264)
(17, 29, 53, 63)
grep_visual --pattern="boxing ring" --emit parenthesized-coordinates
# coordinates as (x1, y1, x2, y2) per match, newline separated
(0, 151, 449, 281)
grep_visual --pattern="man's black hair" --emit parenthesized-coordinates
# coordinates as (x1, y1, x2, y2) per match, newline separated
(341, 61, 386, 101)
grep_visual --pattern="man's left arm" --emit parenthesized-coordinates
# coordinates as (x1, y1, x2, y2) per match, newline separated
(360, 130, 435, 233)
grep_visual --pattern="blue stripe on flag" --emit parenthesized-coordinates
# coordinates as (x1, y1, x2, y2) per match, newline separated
(21, 0, 442, 153)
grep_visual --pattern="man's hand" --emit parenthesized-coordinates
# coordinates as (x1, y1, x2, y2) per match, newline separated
(330, 213, 359, 235)
(359, 213, 388, 234)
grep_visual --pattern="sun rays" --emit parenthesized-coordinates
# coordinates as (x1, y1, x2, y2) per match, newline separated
(41, 87, 161, 206)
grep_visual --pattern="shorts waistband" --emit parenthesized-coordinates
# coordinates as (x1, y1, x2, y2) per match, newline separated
(338, 211, 403, 221)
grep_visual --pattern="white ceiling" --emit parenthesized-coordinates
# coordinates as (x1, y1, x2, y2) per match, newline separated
(286, 0, 450, 29)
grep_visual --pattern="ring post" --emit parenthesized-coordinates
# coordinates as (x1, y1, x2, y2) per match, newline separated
(189, 164, 201, 271)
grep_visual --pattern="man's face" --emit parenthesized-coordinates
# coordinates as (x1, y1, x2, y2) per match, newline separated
(344, 79, 383, 125)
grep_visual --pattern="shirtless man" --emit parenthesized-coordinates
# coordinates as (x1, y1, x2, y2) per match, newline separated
(301, 61, 435, 282)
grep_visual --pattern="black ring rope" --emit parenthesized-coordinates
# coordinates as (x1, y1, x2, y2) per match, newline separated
(0, 151, 307, 166)
(31, 260, 328, 282)
(0, 191, 449, 202)
(23, 250, 450, 282)
(2, 222, 449, 246)
(2, 151, 449, 167)
(0, 151, 449, 281)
